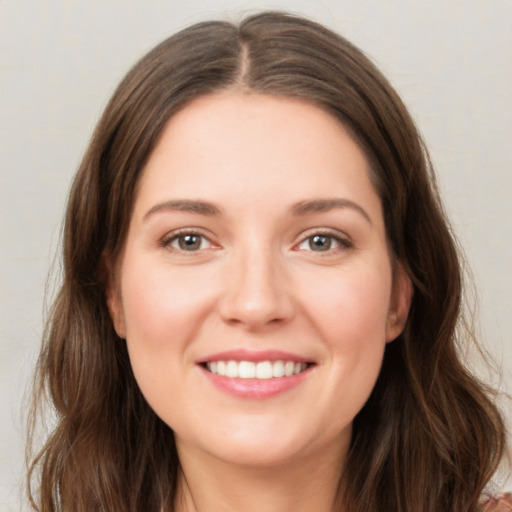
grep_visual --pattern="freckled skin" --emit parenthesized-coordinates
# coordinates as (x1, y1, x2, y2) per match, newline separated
(107, 93, 411, 508)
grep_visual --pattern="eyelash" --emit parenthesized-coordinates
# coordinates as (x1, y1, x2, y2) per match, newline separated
(160, 229, 215, 252)
(159, 228, 353, 254)
(296, 229, 353, 254)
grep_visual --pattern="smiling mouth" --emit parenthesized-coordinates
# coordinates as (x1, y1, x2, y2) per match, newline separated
(203, 360, 312, 379)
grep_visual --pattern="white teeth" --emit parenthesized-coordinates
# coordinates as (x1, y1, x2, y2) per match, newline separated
(272, 360, 285, 378)
(226, 360, 238, 378)
(205, 360, 309, 379)
(238, 361, 255, 379)
(256, 361, 273, 379)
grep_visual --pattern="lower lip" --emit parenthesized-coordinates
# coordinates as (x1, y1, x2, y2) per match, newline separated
(199, 365, 312, 399)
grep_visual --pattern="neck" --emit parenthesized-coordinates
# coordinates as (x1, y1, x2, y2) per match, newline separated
(174, 440, 347, 512)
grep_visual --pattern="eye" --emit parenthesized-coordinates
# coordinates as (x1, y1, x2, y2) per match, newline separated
(297, 232, 351, 252)
(163, 232, 214, 252)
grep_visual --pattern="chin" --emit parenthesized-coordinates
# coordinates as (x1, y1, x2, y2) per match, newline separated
(205, 438, 306, 468)
(176, 416, 350, 470)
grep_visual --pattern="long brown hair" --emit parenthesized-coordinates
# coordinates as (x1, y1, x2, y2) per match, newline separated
(27, 11, 507, 511)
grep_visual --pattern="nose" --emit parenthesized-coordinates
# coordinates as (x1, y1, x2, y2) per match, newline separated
(218, 248, 295, 330)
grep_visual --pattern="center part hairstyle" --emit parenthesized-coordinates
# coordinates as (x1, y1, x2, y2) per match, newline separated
(28, 11, 506, 512)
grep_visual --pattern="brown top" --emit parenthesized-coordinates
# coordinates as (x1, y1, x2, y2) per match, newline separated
(482, 494, 512, 511)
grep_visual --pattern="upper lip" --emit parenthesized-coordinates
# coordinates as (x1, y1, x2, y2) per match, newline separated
(197, 349, 313, 364)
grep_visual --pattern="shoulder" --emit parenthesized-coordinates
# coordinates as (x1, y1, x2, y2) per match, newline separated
(481, 493, 512, 512)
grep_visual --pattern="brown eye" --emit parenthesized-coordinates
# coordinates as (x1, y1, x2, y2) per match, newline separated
(297, 231, 351, 253)
(308, 235, 333, 251)
(300, 234, 338, 252)
(168, 233, 211, 251)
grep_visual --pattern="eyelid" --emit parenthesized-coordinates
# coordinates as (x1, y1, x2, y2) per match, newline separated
(158, 227, 352, 253)
(160, 228, 219, 251)
(294, 228, 353, 251)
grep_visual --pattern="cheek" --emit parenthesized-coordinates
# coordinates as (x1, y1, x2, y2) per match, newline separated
(118, 258, 215, 397)
(303, 263, 392, 347)
(118, 259, 221, 429)
(299, 262, 392, 406)
(121, 259, 212, 346)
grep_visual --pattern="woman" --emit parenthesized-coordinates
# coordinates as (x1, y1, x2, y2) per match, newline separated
(27, 11, 510, 512)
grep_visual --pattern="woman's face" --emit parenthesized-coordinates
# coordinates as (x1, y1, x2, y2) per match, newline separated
(107, 92, 411, 468)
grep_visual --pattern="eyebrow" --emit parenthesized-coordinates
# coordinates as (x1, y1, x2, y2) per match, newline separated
(291, 198, 372, 224)
(144, 197, 372, 224)
(144, 199, 221, 219)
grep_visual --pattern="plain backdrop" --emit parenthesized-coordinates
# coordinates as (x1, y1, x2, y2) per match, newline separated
(1, 1, 511, 509)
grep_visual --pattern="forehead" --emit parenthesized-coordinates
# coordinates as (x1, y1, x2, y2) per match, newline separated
(133, 92, 382, 223)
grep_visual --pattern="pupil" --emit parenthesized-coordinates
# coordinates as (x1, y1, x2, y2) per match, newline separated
(179, 235, 200, 250)
(311, 235, 331, 251)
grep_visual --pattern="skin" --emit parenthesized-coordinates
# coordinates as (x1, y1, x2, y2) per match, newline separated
(107, 92, 411, 512)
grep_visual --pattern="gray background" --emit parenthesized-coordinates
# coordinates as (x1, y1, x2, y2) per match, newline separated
(1, 1, 511, 509)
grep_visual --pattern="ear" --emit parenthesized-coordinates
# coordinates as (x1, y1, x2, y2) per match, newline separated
(102, 252, 127, 339)
(386, 262, 413, 342)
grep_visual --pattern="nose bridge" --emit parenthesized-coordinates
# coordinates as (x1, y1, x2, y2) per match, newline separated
(219, 238, 293, 328)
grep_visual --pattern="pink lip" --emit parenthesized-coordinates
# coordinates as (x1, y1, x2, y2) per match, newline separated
(199, 366, 313, 399)
(197, 349, 312, 364)
(196, 349, 315, 399)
